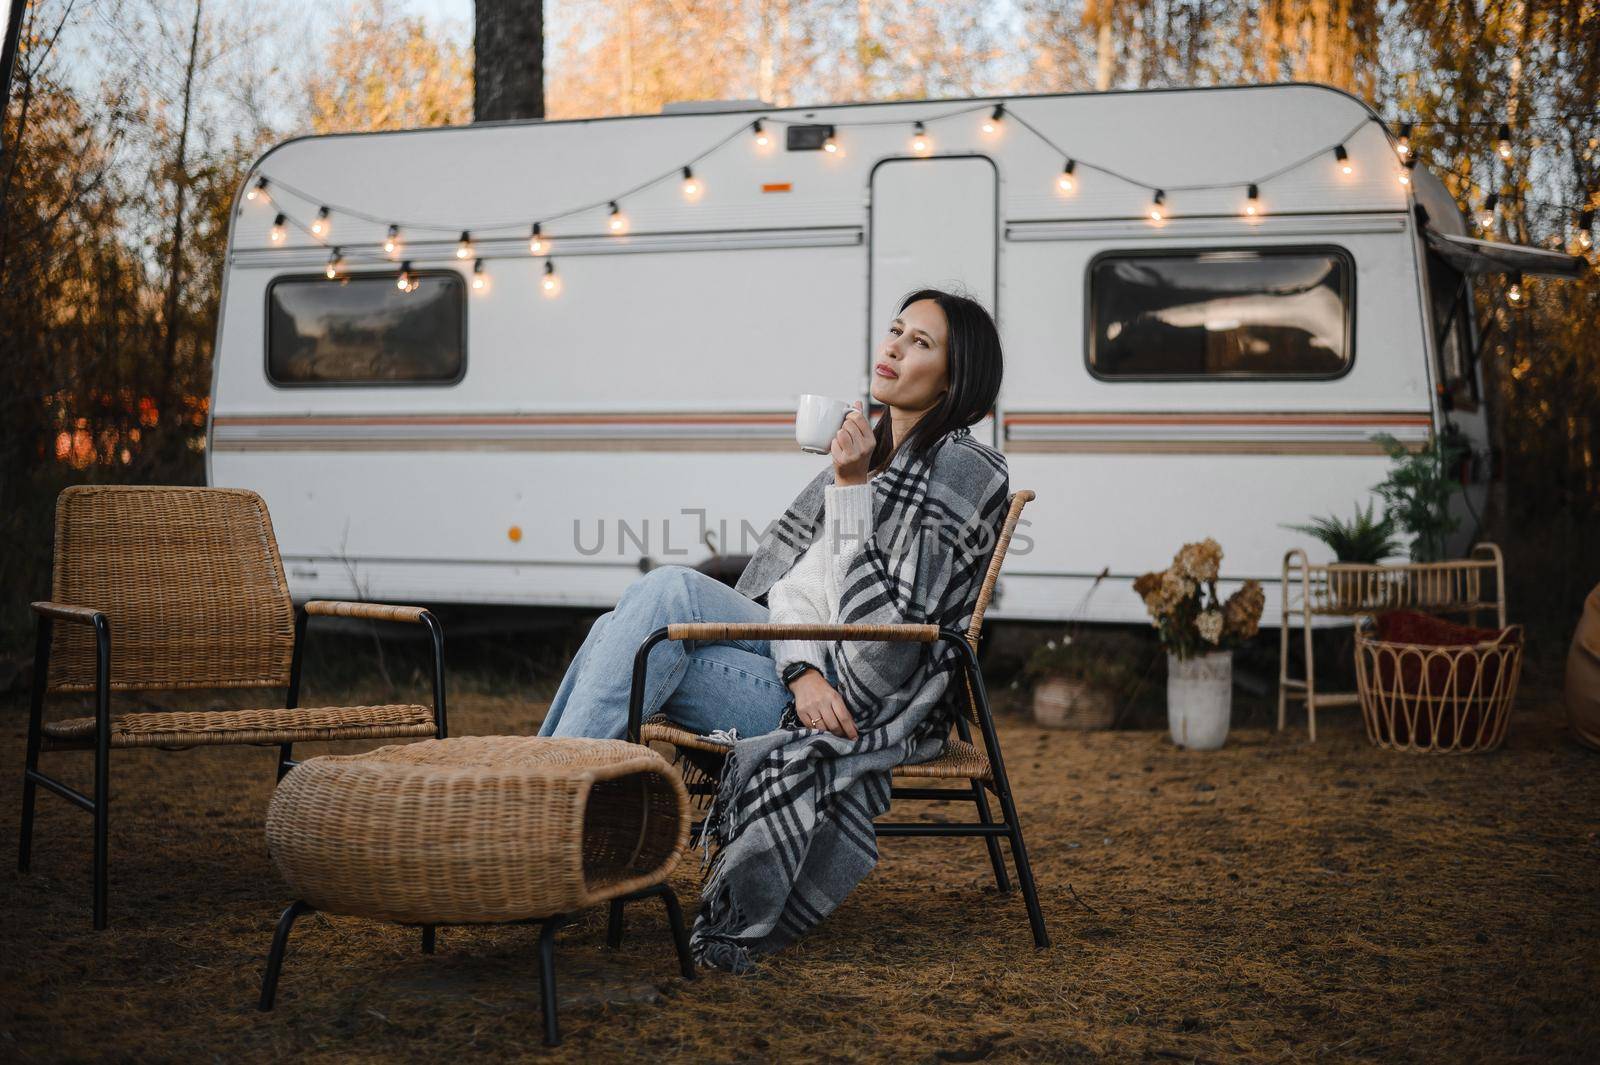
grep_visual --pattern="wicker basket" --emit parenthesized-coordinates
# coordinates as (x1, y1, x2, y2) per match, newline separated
(1353, 615, 1524, 754)
(1032, 676, 1115, 730)
(266, 736, 690, 924)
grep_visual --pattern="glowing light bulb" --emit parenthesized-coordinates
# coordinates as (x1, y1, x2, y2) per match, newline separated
(608, 201, 629, 234)
(541, 259, 562, 298)
(1476, 193, 1498, 231)
(1398, 158, 1416, 187)
(822, 126, 839, 154)
(456, 231, 474, 260)
(247, 177, 270, 203)
(384, 225, 401, 257)
(1578, 210, 1594, 251)
(471, 258, 489, 294)
(1334, 145, 1353, 176)
(529, 222, 548, 255)
(910, 121, 931, 155)
(1244, 184, 1260, 217)
(1148, 190, 1166, 223)
(681, 166, 702, 200)
(1506, 275, 1524, 306)
(269, 214, 286, 243)
(751, 119, 770, 148)
(1496, 123, 1513, 161)
(981, 103, 1005, 136)
(397, 261, 415, 292)
(1056, 159, 1077, 194)
(324, 248, 344, 279)
(311, 207, 331, 238)
(1396, 121, 1412, 160)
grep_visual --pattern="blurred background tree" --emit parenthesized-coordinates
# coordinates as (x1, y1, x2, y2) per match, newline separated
(1, 0, 1595, 669)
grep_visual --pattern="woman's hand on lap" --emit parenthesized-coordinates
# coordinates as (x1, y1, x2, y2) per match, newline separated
(831, 402, 874, 487)
(788, 672, 858, 739)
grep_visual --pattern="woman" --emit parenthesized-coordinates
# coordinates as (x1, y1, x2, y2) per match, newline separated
(538, 287, 1011, 972)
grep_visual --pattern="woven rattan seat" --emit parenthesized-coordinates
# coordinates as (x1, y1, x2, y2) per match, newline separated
(641, 713, 992, 781)
(259, 735, 697, 1045)
(41, 704, 436, 750)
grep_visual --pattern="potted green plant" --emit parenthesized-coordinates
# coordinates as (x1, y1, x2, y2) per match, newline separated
(1280, 499, 1405, 610)
(1023, 631, 1138, 730)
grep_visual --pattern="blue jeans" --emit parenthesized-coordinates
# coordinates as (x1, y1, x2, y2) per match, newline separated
(537, 564, 836, 741)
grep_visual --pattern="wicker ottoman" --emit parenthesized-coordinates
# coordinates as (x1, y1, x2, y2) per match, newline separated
(258, 735, 694, 1045)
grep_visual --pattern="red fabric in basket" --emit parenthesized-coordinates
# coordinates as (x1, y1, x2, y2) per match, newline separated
(1368, 610, 1520, 747)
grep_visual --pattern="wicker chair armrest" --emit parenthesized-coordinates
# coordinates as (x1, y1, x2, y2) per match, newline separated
(665, 622, 939, 642)
(31, 601, 107, 626)
(304, 600, 430, 624)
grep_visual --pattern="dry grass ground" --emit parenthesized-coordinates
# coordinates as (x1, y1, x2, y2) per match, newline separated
(1, 645, 1597, 1063)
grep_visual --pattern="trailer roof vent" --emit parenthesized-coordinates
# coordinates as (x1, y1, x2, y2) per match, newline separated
(660, 99, 773, 115)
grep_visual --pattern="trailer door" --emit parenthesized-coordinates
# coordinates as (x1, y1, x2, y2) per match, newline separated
(869, 155, 999, 448)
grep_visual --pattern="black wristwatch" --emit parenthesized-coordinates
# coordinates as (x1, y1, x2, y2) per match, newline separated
(781, 660, 819, 688)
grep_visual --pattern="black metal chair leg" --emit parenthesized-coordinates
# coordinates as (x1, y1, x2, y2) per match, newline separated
(276, 743, 296, 782)
(421, 925, 436, 954)
(259, 901, 314, 1010)
(970, 779, 1011, 893)
(993, 780, 1049, 949)
(605, 898, 625, 949)
(655, 884, 697, 980)
(19, 618, 50, 875)
(91, 658, 110, 931)
(538, 914, 568, 1046)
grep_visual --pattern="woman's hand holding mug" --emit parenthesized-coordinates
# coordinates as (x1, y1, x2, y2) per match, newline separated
(831, 401, 875, 487)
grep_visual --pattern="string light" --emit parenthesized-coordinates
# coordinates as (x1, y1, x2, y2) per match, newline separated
(1578, 209, 1595, 251)
(247, 177, 270, 203)
(471, 258, 489, 294)
(910, 121, 931, 155)
(751, 119, 770, 148)
(269, 214, 286, 243)
(1244, 184, 1260, 216)
(1334, 145, 1353, 176)
(1396, 121, 1413, 160)
(1398, 156, 1416, 186)
(529, 222, 549, 255)
(456, 231, 474, 260)
(1148, 189, 1166, 222)
(541, 259, 562, 298)
(384, 225, 401, 257)
(1476, 192, 1498, 230)
(310, 206, 331, 238)
(822, 126, 839, 154)
(1056, 159, 1077, 194)
(681, 166, 703, 200)
(1496, 123, 1513, 160)
(1505, 272, 1524, 307)
(397, 261, 416, 293)
(981, 104, 1005, 136)
(608, 201, 629, 234)
(324, 247, 344, 279)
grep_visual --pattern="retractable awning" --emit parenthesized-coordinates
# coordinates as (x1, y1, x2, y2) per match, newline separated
(1425, 229, 1588, 278)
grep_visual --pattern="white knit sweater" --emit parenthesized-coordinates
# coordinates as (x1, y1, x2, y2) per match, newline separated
(766, 480, 876, 677)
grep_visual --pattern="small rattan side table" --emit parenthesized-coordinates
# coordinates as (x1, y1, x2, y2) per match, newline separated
(258, 735, 694, 1045)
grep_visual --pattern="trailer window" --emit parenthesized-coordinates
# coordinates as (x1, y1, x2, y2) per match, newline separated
(267, 272, 465, 386)
(1088, 248, 1353, 379)
(1424, 251, 1480, 412)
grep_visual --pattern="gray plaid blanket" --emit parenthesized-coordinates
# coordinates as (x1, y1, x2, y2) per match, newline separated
(688, 425, 1011, 973)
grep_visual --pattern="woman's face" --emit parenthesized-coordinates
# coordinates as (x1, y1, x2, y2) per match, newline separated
(870, 298, 950, 413)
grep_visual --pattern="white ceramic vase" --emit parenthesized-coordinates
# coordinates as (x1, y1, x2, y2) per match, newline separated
(1166, 649, 1232, 750)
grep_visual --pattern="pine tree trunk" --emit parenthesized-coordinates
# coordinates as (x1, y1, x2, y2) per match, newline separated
(474, 0, 544, 122)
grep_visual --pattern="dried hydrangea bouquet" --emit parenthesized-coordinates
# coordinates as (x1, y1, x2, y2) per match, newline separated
(1133, 539, 1266, 750)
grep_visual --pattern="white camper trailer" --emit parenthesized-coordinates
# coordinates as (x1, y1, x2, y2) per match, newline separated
(207, 84, 1584, 625)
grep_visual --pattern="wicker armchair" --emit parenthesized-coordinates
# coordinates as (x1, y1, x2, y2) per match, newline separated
(18, 486, 447, 929)
(621, 490, 1047, 951)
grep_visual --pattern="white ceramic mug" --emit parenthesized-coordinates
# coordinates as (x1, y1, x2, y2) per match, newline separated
(795, 394, 853, 454)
